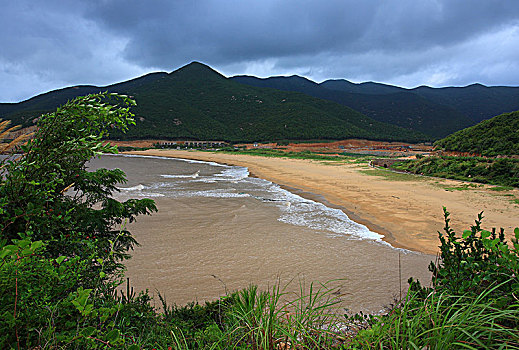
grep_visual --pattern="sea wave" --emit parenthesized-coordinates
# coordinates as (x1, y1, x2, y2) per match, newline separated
(114, 154, 386, 244)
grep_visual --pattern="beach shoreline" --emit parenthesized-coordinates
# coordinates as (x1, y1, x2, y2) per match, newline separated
(125, 149, 519, 255)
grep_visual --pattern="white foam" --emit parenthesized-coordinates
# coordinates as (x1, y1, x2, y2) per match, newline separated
(119, 184, 145, 191)
(259, 182, 384, 241)
(161, 170, 199, 179)
(138, 192, 165, 197)
(173, 166, 251, 184)
(214, 167, 250, 181)
(114, 154, 386, 244)
(174, 190, 251, 198)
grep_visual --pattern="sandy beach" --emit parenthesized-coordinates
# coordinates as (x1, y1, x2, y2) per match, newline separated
(127, 149, 519, 255)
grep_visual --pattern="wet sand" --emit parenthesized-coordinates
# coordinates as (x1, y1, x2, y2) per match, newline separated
(127, 149, 519, 255)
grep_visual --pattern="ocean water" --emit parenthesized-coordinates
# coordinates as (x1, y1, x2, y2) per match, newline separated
(88, 154, 433, 313)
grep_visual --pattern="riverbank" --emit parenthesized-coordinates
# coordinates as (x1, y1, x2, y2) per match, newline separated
(126, 149, 519, 255)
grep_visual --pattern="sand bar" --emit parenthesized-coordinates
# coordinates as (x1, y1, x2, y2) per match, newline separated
(126, 149, 519, 255)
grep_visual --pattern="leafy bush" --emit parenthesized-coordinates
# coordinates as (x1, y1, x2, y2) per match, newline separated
(0, 93, 157, 348)
(431, 209, 519, 307)
(351, 209, 519, 349)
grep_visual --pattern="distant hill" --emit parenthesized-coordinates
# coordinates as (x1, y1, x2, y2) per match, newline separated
(232, 76, 474, 139)
(319, 79, 519, 124)
(232, 76, 519, 139)
(0, 62, 426, 143)
(320, 79, 406, 95)
(0, 72, 168, 127)
(435, 110, 519, 156)
(412, 84, 519, 123)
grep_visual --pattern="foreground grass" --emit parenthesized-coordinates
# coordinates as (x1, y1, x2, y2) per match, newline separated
(352, 285, 519, 349)
(68, 279, 518, 349)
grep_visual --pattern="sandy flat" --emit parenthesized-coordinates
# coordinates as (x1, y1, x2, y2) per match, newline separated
(126, 149, 519, 255)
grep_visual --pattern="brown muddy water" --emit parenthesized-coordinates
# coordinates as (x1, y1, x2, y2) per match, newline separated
(89, 154, 433, 314)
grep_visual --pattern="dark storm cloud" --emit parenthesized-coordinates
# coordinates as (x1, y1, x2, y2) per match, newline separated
(0, 0, 149, 102)
(1, 0, 519, 102)
(84, 0, 519, 66)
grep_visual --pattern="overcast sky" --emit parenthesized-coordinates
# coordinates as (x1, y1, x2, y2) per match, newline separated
(2, 0, 519, 102)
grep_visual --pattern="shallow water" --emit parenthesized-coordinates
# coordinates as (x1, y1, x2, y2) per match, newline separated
(89, 154, 433, 313)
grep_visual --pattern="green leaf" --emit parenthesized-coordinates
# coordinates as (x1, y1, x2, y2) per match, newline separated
(462, 230, 472, 239)
(21, 248, 33, 256)
(30, 240, 44, 251)
(17, 239, 31, 248)
(105, 329, 120, 342)
(4, 245, 18, 251)
(55, 256, 66, 265)
(481, 230, 491, 239)
(81, 326, 96, 337)
(498, 244, 509, 253)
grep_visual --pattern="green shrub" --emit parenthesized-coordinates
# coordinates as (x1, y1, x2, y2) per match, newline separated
(392, 156, 519, 187)
(0, 93, 157, 348)
(349, 209, 519, 349)
(430, 208, 519, 307)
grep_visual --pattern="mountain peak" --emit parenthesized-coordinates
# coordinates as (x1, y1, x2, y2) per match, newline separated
(180, 61, 211, 70)
(171, 61, 226, 81)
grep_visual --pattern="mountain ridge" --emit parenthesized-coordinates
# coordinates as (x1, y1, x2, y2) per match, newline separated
(0, 62, 427, 143)
(231, 75, 474, 138)
(2, 61, 519, 142)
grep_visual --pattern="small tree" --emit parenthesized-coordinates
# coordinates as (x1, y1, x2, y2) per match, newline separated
(0, 92, 157, 283)
(0, 93, 158, 347)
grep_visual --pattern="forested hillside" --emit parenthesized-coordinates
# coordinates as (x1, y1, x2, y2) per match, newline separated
(435, 110, 519, 156)
(0, 62, 427, 143)
(320, 79, 519, 125)
(232, 75, 472, 138)
(4, 61, 519, 143)
(233, 76, 519, 139)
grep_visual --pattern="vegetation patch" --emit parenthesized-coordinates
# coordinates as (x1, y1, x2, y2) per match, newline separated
(217, 148, 362, 161)
(441, 183, 484, 191)
(392, 156, 519, 188)
(489, 185, 516, 191)
(434, 110, 519, 156)
(358, 168, 427, 182)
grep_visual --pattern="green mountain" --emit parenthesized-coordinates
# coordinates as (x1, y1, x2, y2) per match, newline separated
(435, 110, 519, 156)
(0, 72, 167, 127)
(320, 79, 406, 95)
(412, 84, 519, 123)
(232, 76, 474, 139)
(0, 62, 427, 143)
(319, 79, 519, 125)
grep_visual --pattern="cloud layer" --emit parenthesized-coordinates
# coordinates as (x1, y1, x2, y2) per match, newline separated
(2, 0, 519, 102)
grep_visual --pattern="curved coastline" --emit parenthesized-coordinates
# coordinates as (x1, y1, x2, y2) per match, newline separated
(124, 149, 519, 255)
(122, 151, 399, 249)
